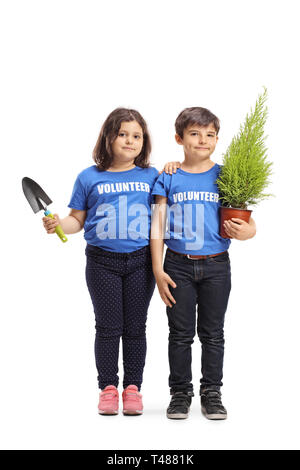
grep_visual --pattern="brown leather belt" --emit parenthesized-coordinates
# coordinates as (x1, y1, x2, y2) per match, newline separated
(167, 248, 227, 260)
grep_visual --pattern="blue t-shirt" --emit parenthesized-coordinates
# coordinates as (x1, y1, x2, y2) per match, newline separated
(68, 165, 159, 252)
(152, 163, 230, 255)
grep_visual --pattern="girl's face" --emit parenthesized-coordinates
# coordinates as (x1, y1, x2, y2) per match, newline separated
(111, 120, 144, 163)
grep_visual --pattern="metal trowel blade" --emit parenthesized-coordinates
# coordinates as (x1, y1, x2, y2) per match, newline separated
(22, 177, 53, 213)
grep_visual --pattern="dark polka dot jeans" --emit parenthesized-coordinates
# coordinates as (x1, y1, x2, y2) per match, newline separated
(85, 243, 155, 391)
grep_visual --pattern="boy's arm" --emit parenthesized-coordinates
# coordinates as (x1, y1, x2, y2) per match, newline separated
(151, 195, 177, 307)
(223, 216, 256, 240)
(158, 161, 181, 175)
(150, 196, 166, 274)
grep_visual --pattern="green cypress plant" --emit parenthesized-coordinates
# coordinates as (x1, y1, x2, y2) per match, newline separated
(216, 87, 273, 210)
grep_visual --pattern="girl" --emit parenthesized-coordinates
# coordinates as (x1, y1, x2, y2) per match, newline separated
(43, 108, 159, 416)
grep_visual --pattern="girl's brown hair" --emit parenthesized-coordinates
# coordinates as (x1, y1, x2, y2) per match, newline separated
(93, 108, 152, 170)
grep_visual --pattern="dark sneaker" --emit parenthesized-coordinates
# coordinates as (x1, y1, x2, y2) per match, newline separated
(200, 389, 227, 420)
(166, 392, 192, 419)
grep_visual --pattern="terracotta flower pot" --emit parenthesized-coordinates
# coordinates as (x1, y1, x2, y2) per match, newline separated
(219, 206, 252, 239)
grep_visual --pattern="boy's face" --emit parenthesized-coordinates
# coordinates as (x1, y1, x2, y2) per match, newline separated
(175, 123, 218, 160)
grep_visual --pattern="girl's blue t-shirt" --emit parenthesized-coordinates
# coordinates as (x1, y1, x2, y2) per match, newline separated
(152, 163, 231, 255)
(68, 165, 159, 252)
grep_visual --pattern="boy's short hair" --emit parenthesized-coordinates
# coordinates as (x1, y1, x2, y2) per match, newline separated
(175, 107, 220, 138)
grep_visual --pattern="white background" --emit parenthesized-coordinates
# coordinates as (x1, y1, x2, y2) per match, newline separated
(1, 0, 299, 450)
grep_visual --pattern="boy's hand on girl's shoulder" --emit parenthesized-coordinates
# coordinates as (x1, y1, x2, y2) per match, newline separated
(223, 218, 256, 240)
(159, 161, 181, 175)
(154, 270, 177, 308)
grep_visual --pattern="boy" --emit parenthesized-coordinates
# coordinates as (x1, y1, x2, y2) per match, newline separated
(150, 107, 256, 420)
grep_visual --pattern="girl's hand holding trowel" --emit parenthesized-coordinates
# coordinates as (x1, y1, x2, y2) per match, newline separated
(22, 176, 85, 242)
(22, 177, 68, 243)
(42, 209, 86, 236)
(42, 214, 61, 234)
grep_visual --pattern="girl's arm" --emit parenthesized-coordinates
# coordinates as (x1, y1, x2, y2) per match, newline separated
(43, 209, 87, 235)
(150, 195, 177, 307)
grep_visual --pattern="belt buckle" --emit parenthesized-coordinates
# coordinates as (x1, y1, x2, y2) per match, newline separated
(187, 254, 206, 260)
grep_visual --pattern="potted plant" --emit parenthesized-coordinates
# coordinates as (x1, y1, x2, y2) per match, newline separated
(216, 87, 273, 238)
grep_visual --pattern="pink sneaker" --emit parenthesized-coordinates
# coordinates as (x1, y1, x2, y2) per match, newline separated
(98, 385, 119, 415)
(122, 385, 143, 415)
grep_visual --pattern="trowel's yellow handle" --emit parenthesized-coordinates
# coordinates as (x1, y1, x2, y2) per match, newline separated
(44, 210, 68, 243)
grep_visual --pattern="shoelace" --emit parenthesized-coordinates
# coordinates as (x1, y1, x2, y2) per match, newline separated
(101, 391, 118, 401)
(124, 391, 140, 400)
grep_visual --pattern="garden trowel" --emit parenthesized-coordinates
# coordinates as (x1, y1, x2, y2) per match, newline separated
(22, 177, 68, 243)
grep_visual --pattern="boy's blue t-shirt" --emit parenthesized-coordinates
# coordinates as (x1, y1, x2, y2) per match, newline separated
(152, 163, 231, 255)
(68, 165, 159, 252)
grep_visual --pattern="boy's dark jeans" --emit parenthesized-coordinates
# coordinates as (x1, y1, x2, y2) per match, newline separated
(163, 248, 231, 395)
